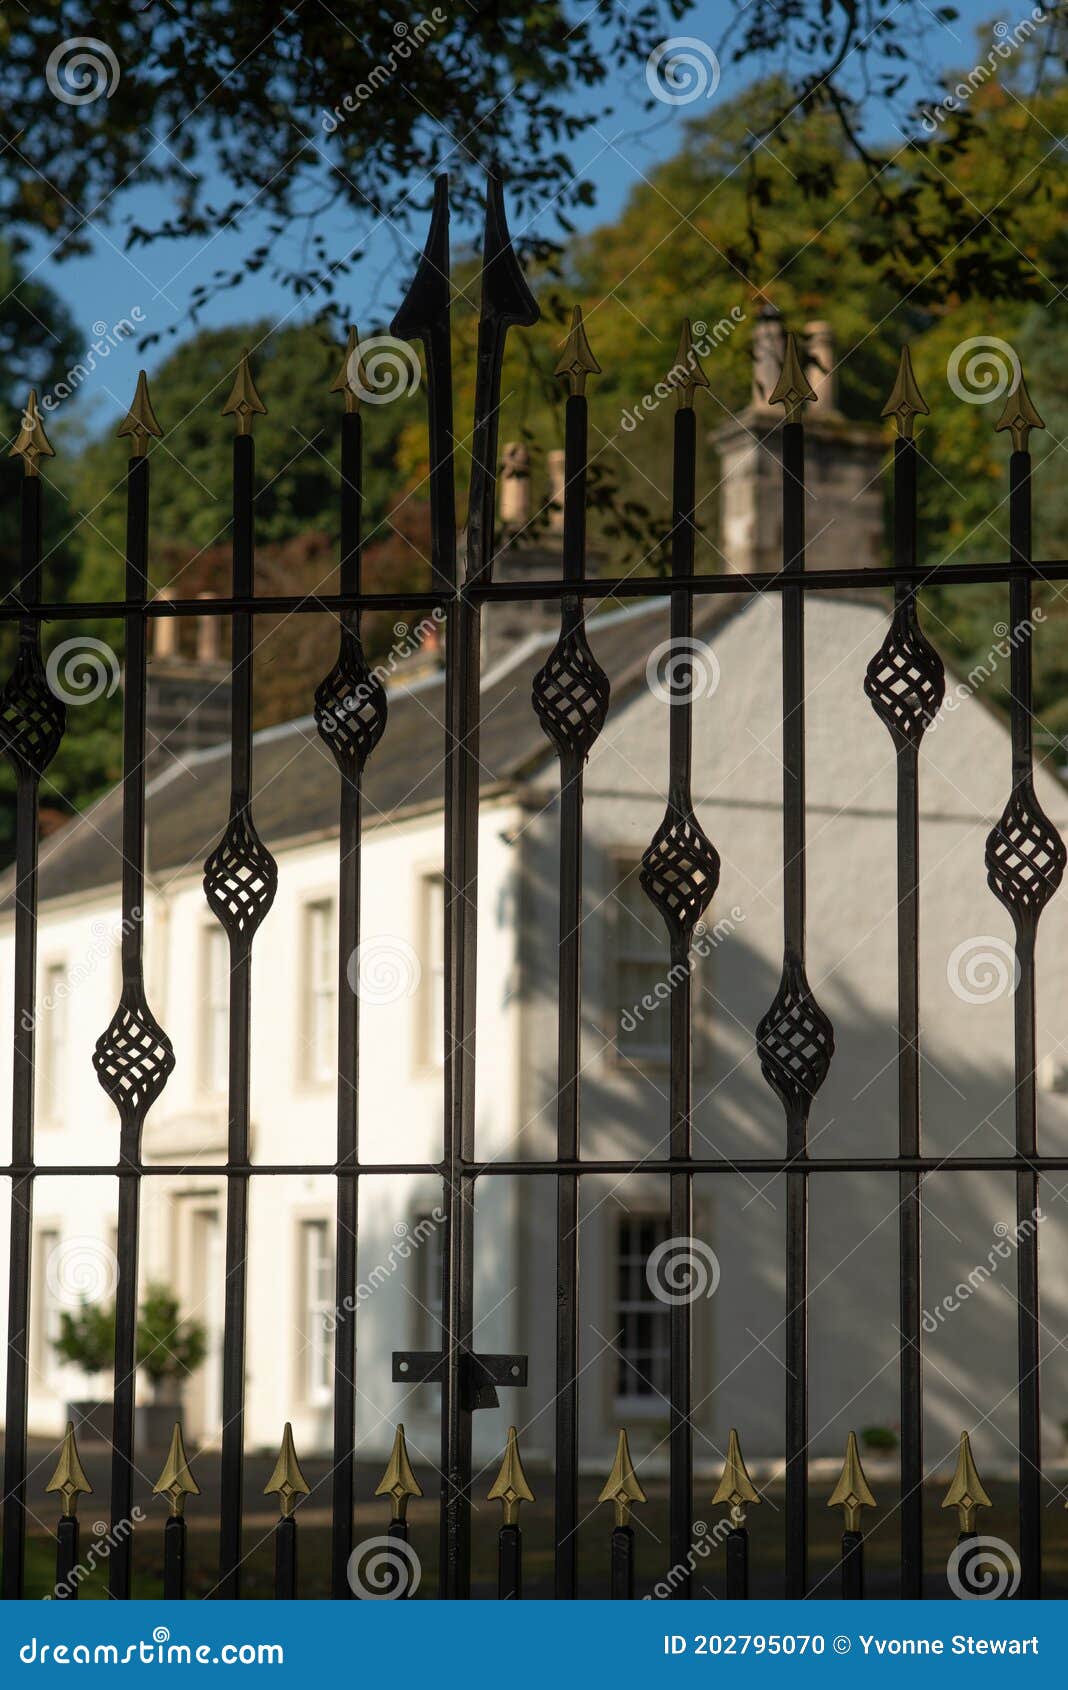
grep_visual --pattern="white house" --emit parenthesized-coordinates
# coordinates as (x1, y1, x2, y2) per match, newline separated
(4, 319, 1068, 1489)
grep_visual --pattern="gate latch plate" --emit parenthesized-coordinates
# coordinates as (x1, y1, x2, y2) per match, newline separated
(392, 1349, 527, 1412)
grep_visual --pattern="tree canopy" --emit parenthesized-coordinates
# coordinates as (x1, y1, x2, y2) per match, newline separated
(5, 18, 1068, 854)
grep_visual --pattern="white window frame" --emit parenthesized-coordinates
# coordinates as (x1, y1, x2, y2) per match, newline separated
(302, 897, 337, 1086)
(37, 959, 68, 1125)
(297, 1218, 334, 1408)
(200, 925, 230, 1096)
(611, 1211, 673, 1414)
(416, 872, 446, 1071)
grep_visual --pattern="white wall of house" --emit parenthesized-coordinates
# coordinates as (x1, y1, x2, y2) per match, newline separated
(514, 594, 1068, 1476)
(0, 794, 524, 1466)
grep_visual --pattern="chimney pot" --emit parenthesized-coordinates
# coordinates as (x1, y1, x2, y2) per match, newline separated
(804, 320, 837, 412)
(196, 593, 221, 663)
(752, 302, 785, 409)
(547, 448, 565, 533)
(153, 590, 178, 660)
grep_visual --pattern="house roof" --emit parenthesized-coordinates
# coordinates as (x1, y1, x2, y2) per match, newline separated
(8, 592, 747, 911)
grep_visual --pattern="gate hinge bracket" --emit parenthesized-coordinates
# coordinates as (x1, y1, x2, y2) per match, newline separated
(392, 1348, 527, 1412)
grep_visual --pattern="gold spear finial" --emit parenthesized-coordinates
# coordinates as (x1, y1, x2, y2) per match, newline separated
(995, 370, 1045, 454)
(9, 390, 55, 477)
(554, 305, 601, 396)
(881, 346, 929, 440)
(598, 1429, 647, 1528)
(827, 1431, 877, 1533)
(152, 1422, 201, 1518)
(117, 370, 163, 457)
(264, 1423, 310, 1520)
(45, 1421, 93, 1518)
(374, 1423, 423, 1523)
(768, 331, 817, 424)
(329, 324, 368, 414)
(487, 1426, 535, 1526)
(712, 1427, 761, 1528)
(941, 1431, 992, 1534)
(221, 348, 267, 434)
(673, 319, 711, 412)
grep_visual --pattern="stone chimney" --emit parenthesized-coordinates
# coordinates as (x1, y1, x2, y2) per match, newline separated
(144, 590, 232, 769)
(711, 307, 885, 573)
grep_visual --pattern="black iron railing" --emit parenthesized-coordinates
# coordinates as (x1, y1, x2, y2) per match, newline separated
(0, 172, 1061, 1602)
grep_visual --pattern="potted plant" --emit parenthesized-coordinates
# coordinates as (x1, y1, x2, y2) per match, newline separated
(50, 1285, 207, 1449)
(135, 1284, 207, 1449)
(51, 1299, 115, 1445)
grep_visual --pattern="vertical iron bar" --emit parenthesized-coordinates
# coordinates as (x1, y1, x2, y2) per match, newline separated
(893, 436, 924, 1600)
(274, 1517, 297, 1600)
(553, 390, 589, 1599)
(781, 419, 808, 1600)
(498, 1524, 521, 1600)
(725, 1528, 749, 1598)
(841, 1530, 864, 1599)
(667, 407, 698, 1595)
(162, 1515, 186, 1600)
(390, 173, 470, 1601)
(217, 429, 257, 1598)
(610, 1524, 634, 1599)
(54, 1516, 79, 1598)
(438, 585, 479, 1597)
(1, 476, 46, 1599)
(330, 408, 362, 1597)
(388, 1517, 412, 1600)
(107, 452, 153, 1598)
(1008, 449, 1040, 1597)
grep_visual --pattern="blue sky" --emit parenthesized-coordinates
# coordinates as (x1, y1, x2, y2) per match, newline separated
(25, 0, 1004, 433)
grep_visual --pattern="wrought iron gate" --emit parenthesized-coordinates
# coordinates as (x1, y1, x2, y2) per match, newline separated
(0, 173, 1061, 1600)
